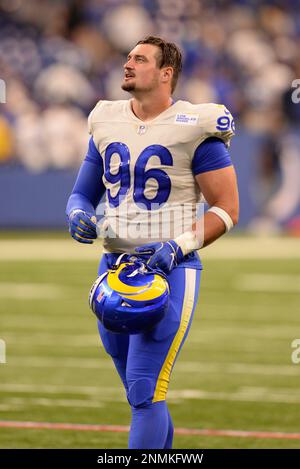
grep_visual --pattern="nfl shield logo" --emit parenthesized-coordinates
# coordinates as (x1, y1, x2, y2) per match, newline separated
(137, 125, 147, 135)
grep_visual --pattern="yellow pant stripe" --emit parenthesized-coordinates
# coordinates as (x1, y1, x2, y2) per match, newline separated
(153, 269, 196, 403)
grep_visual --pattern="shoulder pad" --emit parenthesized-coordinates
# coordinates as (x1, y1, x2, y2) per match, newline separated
(200, 103, 235, 147)
(88, 100, 102, 134)
(87, 100, 128, 134)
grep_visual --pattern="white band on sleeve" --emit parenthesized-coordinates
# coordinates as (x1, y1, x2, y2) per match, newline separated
(207, 206, 234, 232)
(174, 230, 203, 256)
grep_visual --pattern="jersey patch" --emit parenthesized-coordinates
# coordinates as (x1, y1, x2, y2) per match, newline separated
(174, 113, 199, 125)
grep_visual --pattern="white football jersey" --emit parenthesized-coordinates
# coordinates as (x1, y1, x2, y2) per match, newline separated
(88, 99, 235, 253)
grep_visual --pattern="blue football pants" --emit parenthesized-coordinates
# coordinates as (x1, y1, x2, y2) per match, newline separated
(97, 253, 201, 449)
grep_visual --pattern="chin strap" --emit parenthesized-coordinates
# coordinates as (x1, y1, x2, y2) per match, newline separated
(110, 252, 131, 270)
(110, 252, 169, 282)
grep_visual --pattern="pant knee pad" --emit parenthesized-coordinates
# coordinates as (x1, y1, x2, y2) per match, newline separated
(127, 378, 155, 408)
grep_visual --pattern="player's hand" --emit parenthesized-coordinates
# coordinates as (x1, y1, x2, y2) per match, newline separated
(68, 210, 97, 244)
(135, 240, 184, 274)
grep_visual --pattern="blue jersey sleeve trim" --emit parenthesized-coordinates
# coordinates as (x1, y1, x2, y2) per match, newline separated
(192, 137, 232, 175)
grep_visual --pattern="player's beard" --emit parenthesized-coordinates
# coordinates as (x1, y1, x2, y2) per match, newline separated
(121, 81, 136, 92)
(121, 75, 159, 94)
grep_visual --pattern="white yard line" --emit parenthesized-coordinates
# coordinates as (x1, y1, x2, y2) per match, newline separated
(4, 356, 300, 376)
(0, 397, 106, 408)
(0, 385, 300, 405)
(1, 420, 300, 440)
(235, 274, 300, 293)
(0, 239, 102, 261)
(0, 383, 121, 396)
(201, 238, 300, 259)
(168, 387, 300, 404)
(2, 333, 100, 347)
(0, 237, 299, 260)
(0, 383, 300, 406)
(0, 283, 67, 299)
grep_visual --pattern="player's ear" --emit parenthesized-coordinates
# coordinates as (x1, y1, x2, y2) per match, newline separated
(161, 67, 173, 84)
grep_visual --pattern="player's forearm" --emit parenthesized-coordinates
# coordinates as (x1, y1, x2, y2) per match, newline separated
(199, 211, 231, 248)
(66, 158, 105, 218)
(66, 193, 96, 218)
(175, 205, 238, 255)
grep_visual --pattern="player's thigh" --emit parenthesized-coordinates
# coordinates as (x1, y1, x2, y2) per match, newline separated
(152, 267, 201, 342)
(126, 267, 201, 404)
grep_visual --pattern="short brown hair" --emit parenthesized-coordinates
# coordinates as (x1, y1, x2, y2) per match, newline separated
(136, 36, 182, 93)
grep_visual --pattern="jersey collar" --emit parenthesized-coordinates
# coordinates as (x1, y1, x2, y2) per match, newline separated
(125, 99, 180, 124)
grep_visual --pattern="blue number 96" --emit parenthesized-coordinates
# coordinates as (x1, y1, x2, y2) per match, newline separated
(216, 114, 235, 132)
(216, 115, 230, 131)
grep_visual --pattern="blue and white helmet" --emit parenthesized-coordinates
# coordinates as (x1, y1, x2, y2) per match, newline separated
(89, 254, 170, 334)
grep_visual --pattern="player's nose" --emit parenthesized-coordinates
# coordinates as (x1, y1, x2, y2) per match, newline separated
(124, 64, 132, 73)
(124, 57, 134, 70)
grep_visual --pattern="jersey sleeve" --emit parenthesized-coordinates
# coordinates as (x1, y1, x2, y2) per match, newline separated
(192, 137, 233, 175)
(65, 137, 105, 217)
(84, 136, 102, 165)
(200, 104, 235, 148)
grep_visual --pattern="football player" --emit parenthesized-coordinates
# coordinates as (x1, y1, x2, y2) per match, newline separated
(66, 36, 239, 449)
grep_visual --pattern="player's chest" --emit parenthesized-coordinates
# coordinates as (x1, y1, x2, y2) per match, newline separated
(95, 122, 197, 171)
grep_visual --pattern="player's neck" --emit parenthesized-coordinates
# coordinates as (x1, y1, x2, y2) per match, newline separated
(130, 94, 173, 122)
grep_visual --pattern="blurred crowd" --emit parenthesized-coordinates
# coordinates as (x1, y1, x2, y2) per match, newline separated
(0, 0, 300, 230)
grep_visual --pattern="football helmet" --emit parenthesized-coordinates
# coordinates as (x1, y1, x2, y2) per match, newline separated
(89, 254, 170, 334)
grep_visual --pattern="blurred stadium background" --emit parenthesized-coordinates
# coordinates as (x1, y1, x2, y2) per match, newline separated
(0, 0, 300, 449)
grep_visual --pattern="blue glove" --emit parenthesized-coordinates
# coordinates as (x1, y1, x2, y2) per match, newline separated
(135, 240, 184, 274)
(68, 210, 97, 244)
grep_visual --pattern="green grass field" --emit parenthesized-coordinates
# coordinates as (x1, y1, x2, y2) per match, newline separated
(0, 234, 300, 448)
